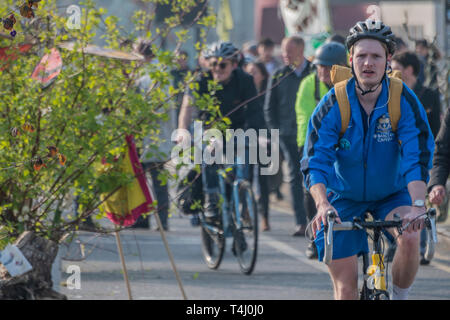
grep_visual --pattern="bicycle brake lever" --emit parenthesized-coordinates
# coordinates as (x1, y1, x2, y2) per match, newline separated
(424, 208, 438, 261)
(324, 210, 336, 265)
(427, 208, 438, 243)
(326, 219, 334, 246)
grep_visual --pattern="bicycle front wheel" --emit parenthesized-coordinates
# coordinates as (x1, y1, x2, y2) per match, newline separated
(232, 180, 258, 275)
(201, 219, 226, 270)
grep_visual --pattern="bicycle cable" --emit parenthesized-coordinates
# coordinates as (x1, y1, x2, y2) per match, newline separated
(393, 212, 428, 242)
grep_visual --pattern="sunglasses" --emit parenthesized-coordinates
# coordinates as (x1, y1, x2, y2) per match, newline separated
(209, 60, 230, 70)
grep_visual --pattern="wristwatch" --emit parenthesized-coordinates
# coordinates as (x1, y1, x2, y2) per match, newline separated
(412, 199, 425, 208)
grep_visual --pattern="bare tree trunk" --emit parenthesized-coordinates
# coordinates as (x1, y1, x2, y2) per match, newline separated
(0, 231, 67, 300)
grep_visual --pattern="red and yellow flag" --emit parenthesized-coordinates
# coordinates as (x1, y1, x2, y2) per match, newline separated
(101, 135, 154, 226)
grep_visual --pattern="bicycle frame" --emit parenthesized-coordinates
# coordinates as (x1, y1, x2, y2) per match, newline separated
(217, 166, 240, 238)
(323, 208, 438, 300)
(360, 219, 391, 299)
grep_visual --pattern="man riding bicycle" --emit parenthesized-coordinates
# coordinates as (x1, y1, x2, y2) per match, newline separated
(300, 20, 435, 300)
(177, 41, 263, 225)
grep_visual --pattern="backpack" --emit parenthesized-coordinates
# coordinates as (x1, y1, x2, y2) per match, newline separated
(330, 65, 403, 137)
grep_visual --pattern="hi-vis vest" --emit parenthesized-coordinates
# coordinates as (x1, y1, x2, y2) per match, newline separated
(330, 65, 403, 137)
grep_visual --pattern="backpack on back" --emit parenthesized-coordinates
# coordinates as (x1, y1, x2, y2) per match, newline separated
(330, 65, 403, 137)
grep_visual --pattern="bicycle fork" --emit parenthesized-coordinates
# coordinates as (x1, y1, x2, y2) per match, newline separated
(362, 230, 389, 300)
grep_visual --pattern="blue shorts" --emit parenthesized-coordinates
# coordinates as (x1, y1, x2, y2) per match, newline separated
(315, 189, 411, 262)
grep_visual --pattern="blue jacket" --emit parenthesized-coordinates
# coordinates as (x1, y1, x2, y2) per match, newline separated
(301, 77, 434, 202)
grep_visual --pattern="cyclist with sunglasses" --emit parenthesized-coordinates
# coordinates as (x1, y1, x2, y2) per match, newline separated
(301, 20, 434, 300)
(177, 41, 264, 225)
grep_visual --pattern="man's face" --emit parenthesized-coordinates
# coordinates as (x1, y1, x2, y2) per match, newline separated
(415, 44, 428, 59)
(257, 45, 274, 62)
(209, 57, 236, 83)
(244, 63, 264, 89)
(391, 60, 414, 85)
(281, 39, 304, 67)
(350, 39, 389, 89)
(316, 64, 332, 86)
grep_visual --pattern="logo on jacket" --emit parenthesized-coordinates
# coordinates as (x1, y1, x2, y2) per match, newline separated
(374, 114, 395, 142)
(338, 138, 351, 150)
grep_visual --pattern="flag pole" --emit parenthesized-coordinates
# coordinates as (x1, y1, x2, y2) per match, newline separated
(115, 230, 133, 300)
(153, 212, 188, 300)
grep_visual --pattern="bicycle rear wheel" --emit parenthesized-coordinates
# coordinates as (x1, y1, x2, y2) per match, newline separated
(232, 180, 258, 275)
(201, 218, 226, 270)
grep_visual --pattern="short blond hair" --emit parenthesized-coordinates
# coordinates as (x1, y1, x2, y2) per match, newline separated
(349, 39, 388, 57)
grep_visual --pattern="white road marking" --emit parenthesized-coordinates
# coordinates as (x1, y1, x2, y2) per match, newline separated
(259, 232, 328, 273)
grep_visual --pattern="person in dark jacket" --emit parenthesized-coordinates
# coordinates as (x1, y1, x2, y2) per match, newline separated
(391, 52, 441, 137)
(244, 60, 272, 231)
(391, 51, 442, 264)
(429, 107, 450, 214)
(264, 35, 312, 236)
(415, 39, 439, 91)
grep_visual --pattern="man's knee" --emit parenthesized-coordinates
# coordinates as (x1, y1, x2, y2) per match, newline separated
(397, 231, 420, 252)
(334, 277, 358, 300)
(334, 281, 359, 300)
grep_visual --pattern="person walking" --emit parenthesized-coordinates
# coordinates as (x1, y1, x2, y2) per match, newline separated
(391, 51, 442, 264)
(244, 61, 271, 231)
(428, 106, 450, 228)
(264, 35, 312, 236)
(295, 41, 348, 257)
(257, 38, 282, 75)
(133, 40, 174, 231)
(392, 52, 441, 137)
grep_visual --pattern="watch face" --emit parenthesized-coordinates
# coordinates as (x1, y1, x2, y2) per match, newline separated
(413, 199, 425, 207)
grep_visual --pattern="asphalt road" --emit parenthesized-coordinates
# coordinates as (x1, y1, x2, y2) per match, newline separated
(57, 199, 450, 301)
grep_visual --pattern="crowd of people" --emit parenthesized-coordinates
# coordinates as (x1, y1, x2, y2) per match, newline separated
(130, 19, 449, 300)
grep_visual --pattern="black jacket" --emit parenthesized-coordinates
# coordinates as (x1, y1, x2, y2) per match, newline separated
(263, 61, 312, 138)
(428, 106, 450, 190)
(413, 81, 441, 138)
(192, 68, 263, 131)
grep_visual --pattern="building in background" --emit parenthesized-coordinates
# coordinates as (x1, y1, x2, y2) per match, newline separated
(55, 0, 447, 97)
(56, 1, 447, 54)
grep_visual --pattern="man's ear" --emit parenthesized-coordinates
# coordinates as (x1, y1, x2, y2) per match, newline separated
(385, 54, 393, 71)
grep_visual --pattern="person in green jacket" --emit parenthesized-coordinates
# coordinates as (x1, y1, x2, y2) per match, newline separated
(295, 41, 348, 259)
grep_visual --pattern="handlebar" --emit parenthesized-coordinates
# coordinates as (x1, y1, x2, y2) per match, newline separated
(323, 208, 438, 265)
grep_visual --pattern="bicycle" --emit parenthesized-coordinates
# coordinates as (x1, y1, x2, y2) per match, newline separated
(200, 163, 258, 275)
(323, 208, 438, 300)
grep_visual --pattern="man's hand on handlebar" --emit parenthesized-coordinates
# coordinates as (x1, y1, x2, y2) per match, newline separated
(402, 206, 427, 233)
(312, 202, 341, 239)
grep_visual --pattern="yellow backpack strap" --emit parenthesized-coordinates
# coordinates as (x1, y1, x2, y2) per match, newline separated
(334, 80, 351, 137)
(330, 65, 353, 85)
(387, 77, 402, 132)
(390, 69, 402, 80)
